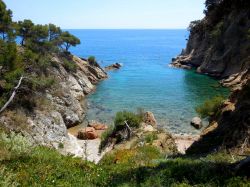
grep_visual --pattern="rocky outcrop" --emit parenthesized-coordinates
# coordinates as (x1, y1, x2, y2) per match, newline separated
(105, 63, 122, 71)
(143, 111, 157, 127)
(0, 54, 107, 148)
(191, 117, 202, 129)
(88, 121, 108, 130)
(77, 127, 98, 140)
(172, 1, 250, 154)
(187, 80, 250, 155)
(171, 0, 250, 87)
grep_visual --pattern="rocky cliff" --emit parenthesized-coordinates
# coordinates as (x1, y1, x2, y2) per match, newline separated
(187, 79, 250, 155)
(172, 0, 250, 87)
(0, 54, 107, 149)
(174, 0, 250, 154)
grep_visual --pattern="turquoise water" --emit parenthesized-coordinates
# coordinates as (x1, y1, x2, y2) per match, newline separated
(70, 29, 229, 134)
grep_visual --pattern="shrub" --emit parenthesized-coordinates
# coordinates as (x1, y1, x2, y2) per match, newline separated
(29, 75, 55, 91)
(114, 111, 142, 130)
(58, 143, 64, 149)
(4, 68, 24, 89)
(99, 125, 114, 152)
(0, 166, 19, 187)
(210, 21, 224, 40)
(63, 59, 77, 72)
(0, 131, 33, 161)
(88, 56, 98, 66)
(145, 132, 158, 144)
(188, 20, 203, 33)
(196, 96, 225, 119)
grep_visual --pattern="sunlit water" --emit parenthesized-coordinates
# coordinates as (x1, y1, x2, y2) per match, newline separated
(70, 29, 229, 134)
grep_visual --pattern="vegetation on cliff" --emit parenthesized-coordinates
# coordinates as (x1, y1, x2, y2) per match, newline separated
(0, 0, 249, 185)
(0, 0, 81, 113)
(174, 0, 250, 80)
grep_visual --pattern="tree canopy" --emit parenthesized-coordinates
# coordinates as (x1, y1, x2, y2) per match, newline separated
(0, 0, 13, 41)
(60, 31, 81, 52)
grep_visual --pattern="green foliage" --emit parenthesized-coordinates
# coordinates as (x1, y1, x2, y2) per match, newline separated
(48, 23, 62, 42)
(145, 132, 158, 144)
(99, 125, 114, 152)
(114, 111, 142, 129)
(0, 41, 19, 70)
(58, 143, 64, 149)
(0, 131, 33, 161)
(0, 166, 19, 187)
(0, 0, 13, 41)
(0, 132, 248, 186)
(62, 59, 77, 72)
(210, 21, 224, 40)
(88, 56, 98, 66)
(4, 68, 23, 86)
(188, 20, 203, 33)
(16, 19, 34, 46)
(59, 31, 80, 52)
(196, 96, 225, 119)
(28, 76, 55, 91)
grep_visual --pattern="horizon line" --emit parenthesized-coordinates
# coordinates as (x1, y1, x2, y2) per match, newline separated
(63, 28, 188, 30)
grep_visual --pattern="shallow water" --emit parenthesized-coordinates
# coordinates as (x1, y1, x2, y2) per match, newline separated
(70, 29, 229, 134)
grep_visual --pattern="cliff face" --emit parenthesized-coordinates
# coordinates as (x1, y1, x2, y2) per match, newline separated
(0, 54, 107, 148)
(172, 0, 250, 84)
(176, 0, 250, 154)
(187, 79, 250, 154)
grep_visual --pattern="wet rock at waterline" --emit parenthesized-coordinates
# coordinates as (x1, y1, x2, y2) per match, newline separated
(105, 63, 122, 71)
(191, 117, 202, 129)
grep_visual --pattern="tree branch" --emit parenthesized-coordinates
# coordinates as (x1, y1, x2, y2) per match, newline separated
(0, 76, 24, 114)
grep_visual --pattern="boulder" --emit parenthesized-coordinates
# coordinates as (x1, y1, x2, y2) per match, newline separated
(143, 125, 156, 132)
(143, 111, 157, 127)
(77, 127, 98, 140)
(88, 121, 108, 130)
(63, 112, 80, 128)
(105, 63, 122, 71)
(191, 117, 202, 129)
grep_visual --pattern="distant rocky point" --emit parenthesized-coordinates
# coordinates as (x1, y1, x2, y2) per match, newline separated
(105, 63, 122, 71)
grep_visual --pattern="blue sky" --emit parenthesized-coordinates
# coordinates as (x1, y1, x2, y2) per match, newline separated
(4, 0, 205, 29)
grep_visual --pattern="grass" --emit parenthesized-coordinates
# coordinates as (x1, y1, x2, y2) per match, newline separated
(0, 131, 249, 186)
(145, 132, 158, 144)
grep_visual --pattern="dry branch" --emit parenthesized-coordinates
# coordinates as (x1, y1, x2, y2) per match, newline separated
(0, 76, 24, 114)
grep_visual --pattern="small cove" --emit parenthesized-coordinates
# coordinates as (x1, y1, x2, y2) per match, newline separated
(70, 29, 229, 135)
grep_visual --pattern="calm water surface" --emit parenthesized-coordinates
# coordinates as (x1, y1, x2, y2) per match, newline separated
(70, 29, 228, 134)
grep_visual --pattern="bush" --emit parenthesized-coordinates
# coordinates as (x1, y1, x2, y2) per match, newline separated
(63, 59, 77, 72)
(88, 56, 98, 66)
(4, 68, 24, 89)
(29, 76, 55, 91)
(210, 21, 224, 40)
(196, 96, 225, 119)
(0, 166, 19, 187)
(99, 125, 114, 152)
(114, 111, 142, 130)
(145, 132, 158, 144)
(0, 131, 33, 161)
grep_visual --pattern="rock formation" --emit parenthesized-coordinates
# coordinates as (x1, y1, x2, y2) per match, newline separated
(171, 0, 250, 87)
(105, 63, 122, 71)
(172, 0, 250, 154)
(0, 54, 107, 149)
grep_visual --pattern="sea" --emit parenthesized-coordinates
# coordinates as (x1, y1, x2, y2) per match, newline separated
(69, 29, 228, 135)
